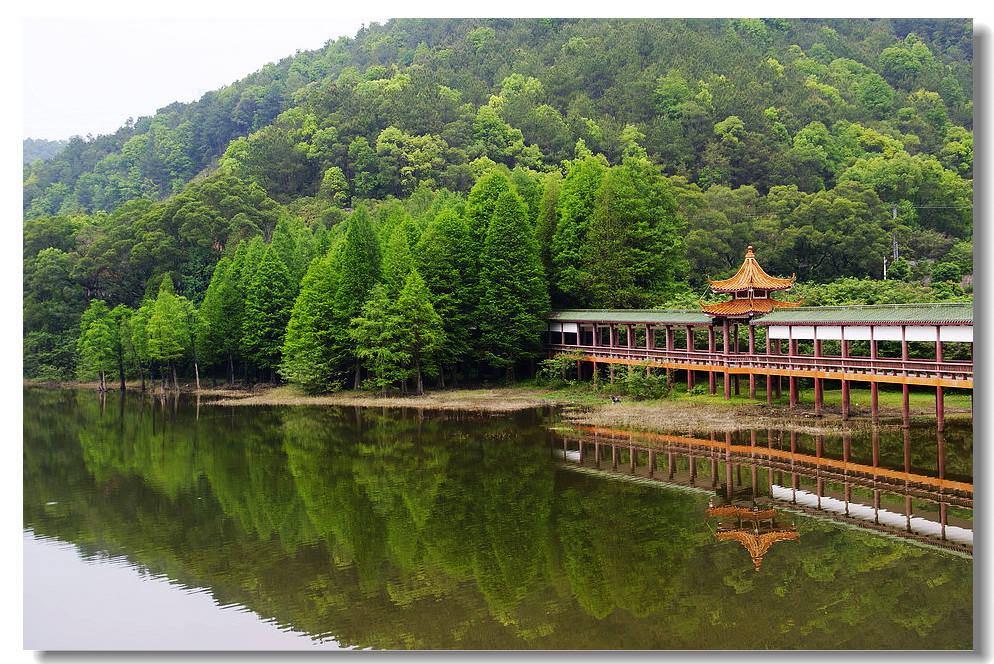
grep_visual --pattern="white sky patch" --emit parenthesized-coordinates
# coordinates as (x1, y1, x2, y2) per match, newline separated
(22, 18, 379, 140)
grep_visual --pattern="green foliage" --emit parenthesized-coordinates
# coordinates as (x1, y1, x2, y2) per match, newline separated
(280, 251, 343, 393)
(241, 246, 295, 374)
(477, 189, 550, 374)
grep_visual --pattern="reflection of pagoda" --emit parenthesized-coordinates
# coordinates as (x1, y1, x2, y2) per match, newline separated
(706, 502, 799, 572)
(700, 246, 803, 318)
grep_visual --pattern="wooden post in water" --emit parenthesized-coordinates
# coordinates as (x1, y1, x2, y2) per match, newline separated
(611, 444, 617, 469)
(648, 450, 655, 478)
(937, 430, 946, 480)
(733, 324, 740, 396)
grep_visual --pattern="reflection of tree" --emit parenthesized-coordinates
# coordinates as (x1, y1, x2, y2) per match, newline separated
(23, 388, 973, 650)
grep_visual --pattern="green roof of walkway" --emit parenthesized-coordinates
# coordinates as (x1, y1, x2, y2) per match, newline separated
(548, 302, 972, 326)
(548, 309, 712, 324)
(751, 302, 973, 325)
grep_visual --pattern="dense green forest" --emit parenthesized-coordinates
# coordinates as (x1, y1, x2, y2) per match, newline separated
(23, 18, 973, 389)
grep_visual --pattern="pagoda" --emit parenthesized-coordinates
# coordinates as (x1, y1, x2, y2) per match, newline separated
(706, 503, 800, 572)
(700, 246, 803, 318)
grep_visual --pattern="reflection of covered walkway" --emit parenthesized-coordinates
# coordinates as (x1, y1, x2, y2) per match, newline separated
(552, 425, 972, 555)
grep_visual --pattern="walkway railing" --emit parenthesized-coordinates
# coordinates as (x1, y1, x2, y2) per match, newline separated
(543, 342, 973, 383)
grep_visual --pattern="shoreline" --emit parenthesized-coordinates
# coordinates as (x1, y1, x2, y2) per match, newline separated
(26, 380, 971, 436)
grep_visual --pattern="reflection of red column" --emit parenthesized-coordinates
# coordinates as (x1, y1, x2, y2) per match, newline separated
(936, 386, 945, 432)
(813, 330, 823, 417)
(870, 329, 879, 422)
(937, 430, 946, 480)
(841, 333, 850, 420)
(648, 450, 655, 478)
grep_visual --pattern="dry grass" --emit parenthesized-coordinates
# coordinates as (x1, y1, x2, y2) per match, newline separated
(206, 385, 563, 412)
(29, 380, 968, 435)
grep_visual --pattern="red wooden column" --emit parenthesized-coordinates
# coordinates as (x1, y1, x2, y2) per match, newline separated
(646, 324, 654, 350)
(732, 324, 740, 396)
(813, 327, 823, 417)
(935, 327, 945, 432)
(707, 325, 717, 395)
(901, 325, 910, 427)
(686, 326, 695, 392)
(788, 329, 798, 408)
(870, 327, 879, 422)
(840, 327, 850, 420)
(774, 339, 782, 399)
(748, 325, 757, 400)
(722, 319, 731, 400)
(765, 331, 773, 405)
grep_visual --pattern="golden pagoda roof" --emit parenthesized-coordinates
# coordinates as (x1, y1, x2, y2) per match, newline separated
(706, 505, 778, 521)
(716, 529, 800, 572)
(708, 246, 796, 293)
(699, 297, 804, 318)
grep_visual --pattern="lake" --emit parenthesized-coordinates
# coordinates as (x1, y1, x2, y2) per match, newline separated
(23, 387, 973, 650)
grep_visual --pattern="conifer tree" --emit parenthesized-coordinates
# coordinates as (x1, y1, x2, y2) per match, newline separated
(550, 153, 608, 307)
(348, 284, 408, 395)
(465, 171, 512, 247)
(413, 208, 476, 384)
(395, 270, 446, 395)
(109, 304, 135, 390)
(280, 249, 344, 393)
(241, 245, 294, 381)
(477, 189, 550, 378)
(380, 221, 414, 297)
(129, 301, 152, 391)
(76, 299, 116, 390)
(582, 156, 687, 307)
(535, 170, 562, 280)
(334, 206, 382, 388)
(146, 275, 187, 390)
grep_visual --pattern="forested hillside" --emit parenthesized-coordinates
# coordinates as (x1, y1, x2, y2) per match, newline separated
(23, 18, 973, 388)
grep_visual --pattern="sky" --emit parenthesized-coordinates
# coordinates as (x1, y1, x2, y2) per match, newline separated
(22, 18, 386, 141)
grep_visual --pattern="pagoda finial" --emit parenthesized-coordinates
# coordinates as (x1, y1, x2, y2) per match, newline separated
(745, 245, 755, 258)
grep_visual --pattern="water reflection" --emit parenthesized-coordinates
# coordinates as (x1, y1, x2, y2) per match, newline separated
(23, 388, 972, 650)
(558, 420, 972, 555)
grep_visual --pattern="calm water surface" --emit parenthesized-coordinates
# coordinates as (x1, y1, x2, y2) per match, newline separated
(23, 387, 972, 650)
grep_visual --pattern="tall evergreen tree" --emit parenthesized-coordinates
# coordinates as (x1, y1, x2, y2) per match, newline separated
(75, 299, 116, 390)
(535, 170, 562, 280)
(380, 221, 414, 297)
(395, 270, 446, 395)
(348, 284, 408, 395)
(333, 206, 382, 388)
(477, 189, 550, 377)
(241, 246, 294, 380)
(280, 249, 344, 392)
(582, 156, 688, 307)
(465, 171, 512, 248)
(413, 208, 476, 384)
(146, 274, 187, 389)
(550, 153, 608, 307)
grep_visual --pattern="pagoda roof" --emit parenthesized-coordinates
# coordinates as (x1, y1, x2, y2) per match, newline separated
(709, 246, 795, 293)
(548, 309, 712, 325)
(706, 505, 778, 521)
(700, 297, 805, 318)
(715, 528, 800, 572)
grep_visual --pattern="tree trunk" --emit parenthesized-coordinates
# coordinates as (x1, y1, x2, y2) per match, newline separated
(138, 362, 146, 392)
(353, 363, 361, 390)
(415, 353, 424, 396)
(194, 361, 201, 392)
(228, 352, 235, 386)
(98, 369, 105, 392)
(438, 365, 446, 389)
(171, 361, 179, 391)
(118, 353, 126, 391)
(161, 365, 166, 393)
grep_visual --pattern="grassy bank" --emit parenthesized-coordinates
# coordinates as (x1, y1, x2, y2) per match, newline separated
(28, 379, 969, 436)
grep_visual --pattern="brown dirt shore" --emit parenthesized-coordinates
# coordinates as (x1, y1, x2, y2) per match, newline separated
(26, 380, 969, 435)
